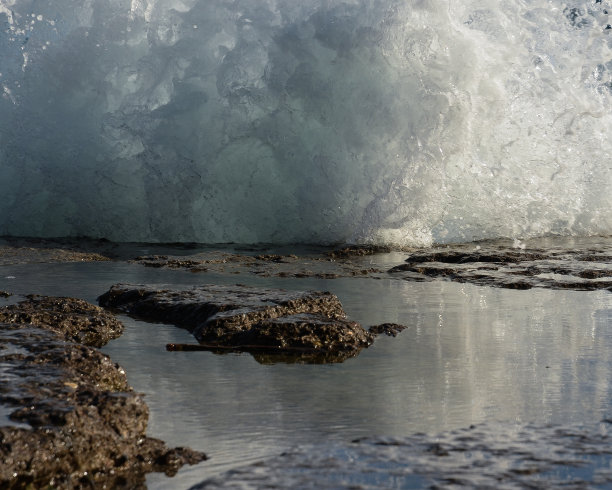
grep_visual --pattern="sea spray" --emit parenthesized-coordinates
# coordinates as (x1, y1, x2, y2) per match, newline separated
(0, 0, 610, 245)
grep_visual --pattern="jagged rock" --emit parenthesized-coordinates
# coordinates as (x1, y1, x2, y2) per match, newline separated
(99, 284, 375, 363)
(0, 297, 206, 489)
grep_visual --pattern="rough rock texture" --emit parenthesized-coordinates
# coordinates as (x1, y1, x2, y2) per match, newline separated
(388, 240, 612, 291)
(99, 284, 375, 363)
(0, 295, 124, 348)
(368, 323, 408, 337)
(0, 297, 206, 489)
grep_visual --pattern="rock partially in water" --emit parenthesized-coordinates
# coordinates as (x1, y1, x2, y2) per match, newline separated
(368, 323, 408, 337)
(0, 295, 124, 348)
(0, 237, 113, 265)
(388, 238, 612, 291)
(326, 245, 394, 259)
(190, 421, 612, 489)
(99, 284, 375, 363)
(0, 297, 206, 489)
(129, 246, 388, 279)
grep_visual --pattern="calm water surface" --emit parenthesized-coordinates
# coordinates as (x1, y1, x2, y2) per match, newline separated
(1, 257, 611, 488)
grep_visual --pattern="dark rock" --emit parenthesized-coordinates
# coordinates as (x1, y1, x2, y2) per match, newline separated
(368, 323, 408, 337)
(99, 284, 375, 363)
(327, 245, 393, 259)
(398, 249, 547, 265)
(128, 246, 394, 280)
(0, 297, 206, 489)
(388, 239, 612, 291)
(133, 255, 205, 269)
(0, 295, 124, 348)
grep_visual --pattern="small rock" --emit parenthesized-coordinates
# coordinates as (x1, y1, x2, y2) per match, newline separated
(368, 323, 408, 337)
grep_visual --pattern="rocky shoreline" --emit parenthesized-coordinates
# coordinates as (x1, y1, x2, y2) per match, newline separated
(0, 295, 206, 489)
(0, 242, 407, 487)
(1, 236, 610, 488)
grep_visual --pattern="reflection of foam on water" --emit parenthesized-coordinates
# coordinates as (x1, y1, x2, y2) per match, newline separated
(0, 239, 610, 487)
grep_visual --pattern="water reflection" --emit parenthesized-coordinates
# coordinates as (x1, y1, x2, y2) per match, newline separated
(0, 261, 611, 489)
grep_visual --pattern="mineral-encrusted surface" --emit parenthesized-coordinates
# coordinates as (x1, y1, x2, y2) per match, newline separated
(0, 296, 206, 489)
(99, 284, 375, 363)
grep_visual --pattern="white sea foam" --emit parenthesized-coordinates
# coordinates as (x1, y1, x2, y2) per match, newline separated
(0, 0, 610, 245)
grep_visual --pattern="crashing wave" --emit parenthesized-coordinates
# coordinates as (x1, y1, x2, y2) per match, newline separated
(0, 0, 610, 245)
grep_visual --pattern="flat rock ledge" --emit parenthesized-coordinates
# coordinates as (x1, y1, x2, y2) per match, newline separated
(0, 296, 206, 489)
(388, 240, 612, 291)
(99, 284, 377, 364)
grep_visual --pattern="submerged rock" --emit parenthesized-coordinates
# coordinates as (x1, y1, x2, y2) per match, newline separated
(0, 296, 206, 489)
(99, 284, 375, 363)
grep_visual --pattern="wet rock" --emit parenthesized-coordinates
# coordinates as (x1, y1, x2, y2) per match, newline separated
(0, 237, 113, 265)
(99, 284, 375, 363)
(0, 295, 124, 348)
(129, 246, 392, 279)
(368, 323, 408, 337)
(326, 245, 394, 259)
(0, 297, 206, 489)
(133, 255, 206, 270)
(388, 238, 612, 291)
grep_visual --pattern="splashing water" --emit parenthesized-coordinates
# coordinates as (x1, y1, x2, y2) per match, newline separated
(0, 0, 610, 245)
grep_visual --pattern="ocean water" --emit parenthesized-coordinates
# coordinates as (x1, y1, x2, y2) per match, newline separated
(1, 0, 611, 245)
(1, 0, 611, 485)
(1, 251, 611, 488)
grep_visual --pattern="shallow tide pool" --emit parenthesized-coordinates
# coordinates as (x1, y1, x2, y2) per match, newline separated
(1, 255, 611, 488)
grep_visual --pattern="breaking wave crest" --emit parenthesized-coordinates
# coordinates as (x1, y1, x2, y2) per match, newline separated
(0, 0, 611, 245)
